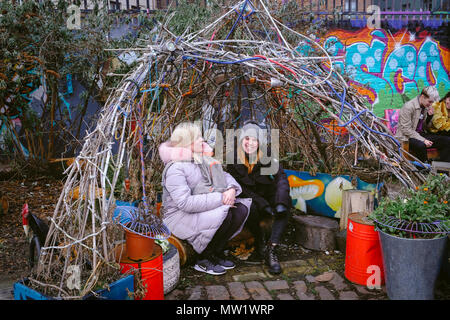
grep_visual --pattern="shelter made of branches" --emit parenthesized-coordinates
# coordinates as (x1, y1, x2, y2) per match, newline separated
(30, 0, 427, 299)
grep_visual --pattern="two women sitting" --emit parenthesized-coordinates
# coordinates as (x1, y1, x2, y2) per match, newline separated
(158, 121, 292, 275)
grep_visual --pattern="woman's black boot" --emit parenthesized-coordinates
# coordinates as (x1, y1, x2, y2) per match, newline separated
(265, 243, 282, 275)
(245, 231, 265, 264)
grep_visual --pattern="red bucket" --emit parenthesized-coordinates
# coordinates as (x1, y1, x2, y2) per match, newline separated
(344, 212, 385, 286)
(115, 243, 164, 300)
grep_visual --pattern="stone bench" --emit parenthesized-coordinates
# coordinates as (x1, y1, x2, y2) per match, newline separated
(292, 215, 339, 251)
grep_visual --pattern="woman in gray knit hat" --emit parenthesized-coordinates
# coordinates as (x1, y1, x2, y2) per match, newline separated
(226, 120, 292, 275)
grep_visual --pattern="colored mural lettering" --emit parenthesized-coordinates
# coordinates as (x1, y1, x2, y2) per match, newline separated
(285, 169, 382, 218)
(323, 28, 450, 117)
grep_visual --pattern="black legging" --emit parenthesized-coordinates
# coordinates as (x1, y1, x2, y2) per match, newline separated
(409, 134, 450, 162)
(245, 202, 290, 245)
(200, 203, 248, 258)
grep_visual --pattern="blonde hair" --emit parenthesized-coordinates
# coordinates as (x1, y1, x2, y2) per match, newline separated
(237, 145, 263, 174)
(421, 86, 440, 102)
(169, 122, 202, 148)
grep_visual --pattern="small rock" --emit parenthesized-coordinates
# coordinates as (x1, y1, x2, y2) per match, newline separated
(315, 271, 335, 282)
(305, 275, 317, 283)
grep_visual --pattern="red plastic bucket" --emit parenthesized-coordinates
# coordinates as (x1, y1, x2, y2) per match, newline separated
(344, 212, 385, 286)
(115, 243, 164, 300)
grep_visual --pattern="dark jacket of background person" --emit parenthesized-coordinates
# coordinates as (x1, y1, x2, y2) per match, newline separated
(226, 147, 291, 213)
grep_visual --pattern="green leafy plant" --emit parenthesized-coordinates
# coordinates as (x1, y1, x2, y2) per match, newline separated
(369, 174, 449, 239)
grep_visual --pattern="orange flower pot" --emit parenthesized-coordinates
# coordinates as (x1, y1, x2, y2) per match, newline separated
(125, 230, 155, 261)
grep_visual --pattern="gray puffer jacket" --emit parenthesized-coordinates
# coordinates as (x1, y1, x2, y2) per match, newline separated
(158, 141, 252, 254)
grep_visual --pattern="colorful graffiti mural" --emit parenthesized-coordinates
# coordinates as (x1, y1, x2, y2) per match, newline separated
(285, 169, 382, 218)
(323, 28, 450, 117)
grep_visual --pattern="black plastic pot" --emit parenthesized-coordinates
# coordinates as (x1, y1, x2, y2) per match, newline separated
(378, 229, 448, 300)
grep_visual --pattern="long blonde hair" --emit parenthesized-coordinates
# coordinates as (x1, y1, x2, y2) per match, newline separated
(169, 122, 202, 148)
(237, 145, 262, 174)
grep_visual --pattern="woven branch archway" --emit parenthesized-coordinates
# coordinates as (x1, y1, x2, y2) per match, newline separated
(30, 0, 426, 299)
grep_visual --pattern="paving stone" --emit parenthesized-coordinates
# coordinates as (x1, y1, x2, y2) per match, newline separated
(263, 280, 289, 291)
(293, 280, 307, 294)
(316, 286, 335, 300)
(283, 266, 312, 275)
(315, 271, 335, 282)
(228, 282, 250, 300)
(245, 281, 273, 300)
(305, 275, 317, 283)
(232, 272, 268, 282)
(206, 285, 230, 300)
(355, 284, 371, 294)
(329, 272, 349, 290)
(297, 292, 315, 300)
(165, 289, 185, 300)
(339, 291, 359, 300)
(277, 293, 295, 300)
(280, 260, 309, 268)
(187, 285, 203, 300)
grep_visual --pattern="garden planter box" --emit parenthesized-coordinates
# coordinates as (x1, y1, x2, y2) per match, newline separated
(14, 275, 134, 300)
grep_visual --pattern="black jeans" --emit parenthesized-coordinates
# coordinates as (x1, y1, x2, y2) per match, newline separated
(409, 133, 450, 162)
(245, 202, 290, 245)
(200, 203, 248, 258)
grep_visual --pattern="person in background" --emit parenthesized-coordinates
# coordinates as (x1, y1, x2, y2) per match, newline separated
(159, 122, 251, 276)
(428, 91, 450, 136)
(395, 86, 450, 162)
(226, 120, 291, 275)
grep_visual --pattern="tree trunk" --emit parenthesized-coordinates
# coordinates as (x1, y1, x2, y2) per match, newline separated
(340, 189, 375, 231)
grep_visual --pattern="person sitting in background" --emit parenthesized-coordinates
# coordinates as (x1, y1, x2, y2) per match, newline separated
(395, 86, 450, 162)
(428, 91, 450, 136)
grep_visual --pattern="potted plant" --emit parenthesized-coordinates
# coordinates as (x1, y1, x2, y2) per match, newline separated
(369, 174, 449, 300)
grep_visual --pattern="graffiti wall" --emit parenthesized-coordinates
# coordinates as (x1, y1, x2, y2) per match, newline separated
(323, 27, 450, 117)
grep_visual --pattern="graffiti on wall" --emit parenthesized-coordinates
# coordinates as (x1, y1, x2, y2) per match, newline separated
(323, 28, 450, 116)
(285, 170, 381, 218)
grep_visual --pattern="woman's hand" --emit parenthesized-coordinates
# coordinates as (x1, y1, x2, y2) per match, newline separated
(222, 188, 236, 206)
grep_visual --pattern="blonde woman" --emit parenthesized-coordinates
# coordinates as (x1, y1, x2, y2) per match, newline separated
(158, 122, 251, 275)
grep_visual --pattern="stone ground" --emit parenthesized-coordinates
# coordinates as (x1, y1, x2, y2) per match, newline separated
(164, 246, 450, 301)
(165, 253, 388, 301)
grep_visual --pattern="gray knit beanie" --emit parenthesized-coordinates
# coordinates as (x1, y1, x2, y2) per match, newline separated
(238, 121, 267, 147)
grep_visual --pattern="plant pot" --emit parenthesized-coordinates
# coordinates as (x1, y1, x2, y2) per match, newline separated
(378, 229, 448, 300)
(125, 230, 155, 261)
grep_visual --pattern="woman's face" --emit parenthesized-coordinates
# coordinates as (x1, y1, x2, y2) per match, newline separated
(445, 97, 450, 110)
(191, 136, 204, 153)
(242, 136, 259, 154)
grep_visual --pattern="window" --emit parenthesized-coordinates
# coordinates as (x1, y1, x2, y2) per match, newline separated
(344, 0, 357, 12)
(110, 1, 121, 10)
(423, 0, 432, 11)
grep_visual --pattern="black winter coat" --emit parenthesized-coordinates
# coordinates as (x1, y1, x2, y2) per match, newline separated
(226, 149, 292, 212)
